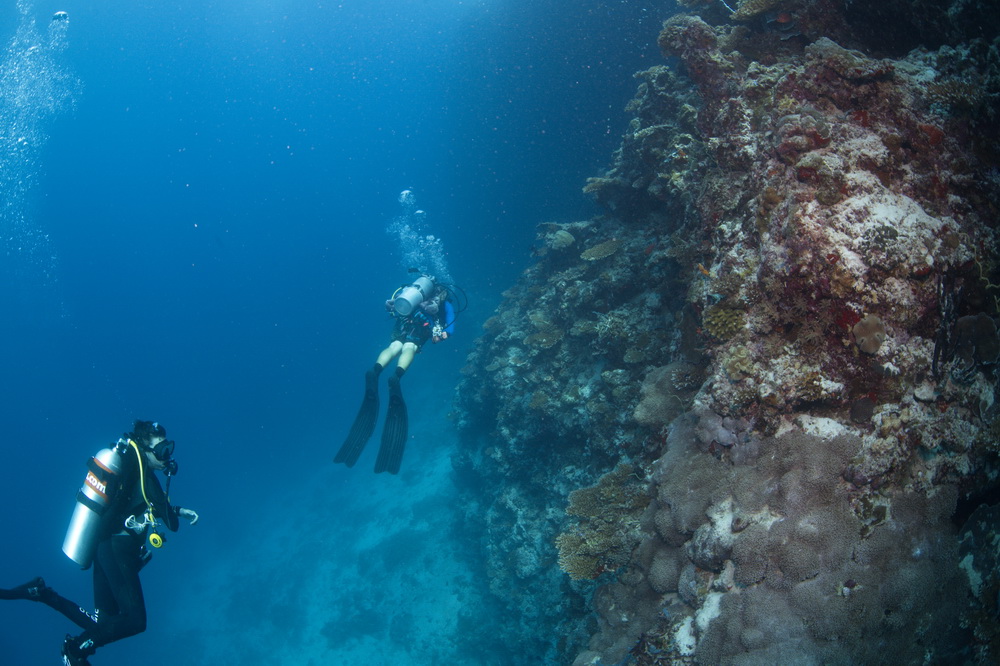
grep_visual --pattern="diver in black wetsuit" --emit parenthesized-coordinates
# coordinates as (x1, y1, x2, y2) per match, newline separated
(334, 274, 458, 474)
(0, 420, 199, 666)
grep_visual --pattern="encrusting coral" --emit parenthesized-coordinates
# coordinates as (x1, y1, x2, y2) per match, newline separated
(452, 0, 1000, 663)
(555, 464, 651, 581)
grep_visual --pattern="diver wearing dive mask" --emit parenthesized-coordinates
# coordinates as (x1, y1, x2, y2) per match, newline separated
(147, 432, 178, 476)
(0, 419, 200, 666)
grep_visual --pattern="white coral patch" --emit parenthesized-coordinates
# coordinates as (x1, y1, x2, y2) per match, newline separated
(834, 182, 944, 268)
(674, 616, 697, 656)
(696, 592, 724, 634)
(794, 414, 848, 439)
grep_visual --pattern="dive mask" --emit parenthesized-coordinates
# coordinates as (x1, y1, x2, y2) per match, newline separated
(149, 439, 178, 475)
(150, 439, 175, 462)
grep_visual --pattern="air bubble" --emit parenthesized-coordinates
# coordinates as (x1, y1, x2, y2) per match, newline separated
(387, 190, 453, 284)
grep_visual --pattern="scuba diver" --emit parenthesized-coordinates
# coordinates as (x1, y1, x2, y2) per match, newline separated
(0, 420, 199, 665)
(335, 273, 463, 474)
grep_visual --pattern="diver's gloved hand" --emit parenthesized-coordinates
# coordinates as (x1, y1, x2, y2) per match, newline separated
(178, 507, 199, 526)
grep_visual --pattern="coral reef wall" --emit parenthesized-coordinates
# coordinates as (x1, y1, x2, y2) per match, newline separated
(454, 1, 1000, 663)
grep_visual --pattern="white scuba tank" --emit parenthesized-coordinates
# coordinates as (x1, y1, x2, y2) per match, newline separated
(393, 275, 435, 317)
(62, 440, 127, 569)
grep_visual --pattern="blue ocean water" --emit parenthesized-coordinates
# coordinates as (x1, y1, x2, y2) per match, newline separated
(0, 1, 669, 663)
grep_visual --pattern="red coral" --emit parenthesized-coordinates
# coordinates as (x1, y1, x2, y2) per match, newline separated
(850, 109, 871, 128)
(806, 128, 832, 148)
(834, 305, 862, 331)
(918, 123, 945, 146)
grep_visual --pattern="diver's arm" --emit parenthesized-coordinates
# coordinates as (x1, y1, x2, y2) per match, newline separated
(177, 507, 199, 525)
(443, 301, 456, 335)
(432, 301, 455, 343)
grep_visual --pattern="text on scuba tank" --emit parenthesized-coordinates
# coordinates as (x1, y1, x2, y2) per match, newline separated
(85, 471, 107, 498)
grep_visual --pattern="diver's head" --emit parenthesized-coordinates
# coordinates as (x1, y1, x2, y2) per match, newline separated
(130, 420, 178, 475)
(421, 298, 440, 315)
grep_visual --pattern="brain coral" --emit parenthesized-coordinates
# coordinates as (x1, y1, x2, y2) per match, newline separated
(643, 416, 970, 665)
(547, 229, 576, 250)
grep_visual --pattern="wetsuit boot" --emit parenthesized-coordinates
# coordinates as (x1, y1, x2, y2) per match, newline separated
(61, 635, 96, 666)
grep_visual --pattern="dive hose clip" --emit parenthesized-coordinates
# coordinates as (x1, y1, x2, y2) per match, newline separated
(124, 512, 165, 548)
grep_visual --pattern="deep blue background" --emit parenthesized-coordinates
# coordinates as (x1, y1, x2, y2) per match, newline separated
(0, 1, 671, 663)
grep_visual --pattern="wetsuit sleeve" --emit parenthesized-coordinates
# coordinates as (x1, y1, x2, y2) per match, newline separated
(442, 301, 456, 335)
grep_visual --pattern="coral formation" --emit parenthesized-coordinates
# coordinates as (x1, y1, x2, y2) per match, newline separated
(634, 362, 704, 428)
(546, 228, 576, 251)
(852, 313, 886, 354)
(580, 238, 623, 262)
(452, 0, 1000, 663)
(556, 464, 651, 581)
(702, 303, 745, 340)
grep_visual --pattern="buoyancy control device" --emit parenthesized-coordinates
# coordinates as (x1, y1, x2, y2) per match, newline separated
(62, 439, 129, 569)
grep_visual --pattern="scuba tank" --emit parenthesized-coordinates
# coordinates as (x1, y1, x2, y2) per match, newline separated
(62, 439, 129, 569)
(393, 275, 435, 316)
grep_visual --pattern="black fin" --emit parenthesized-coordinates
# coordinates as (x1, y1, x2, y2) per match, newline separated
(0, 577, 46, 601)
(334, 370, 380, 467)
(374, 375, 408, 474)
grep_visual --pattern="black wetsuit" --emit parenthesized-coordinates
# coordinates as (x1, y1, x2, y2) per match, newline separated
(84, 445, 180, 647)
(1, 444, 180, 652)
(392, 307, 439, 347)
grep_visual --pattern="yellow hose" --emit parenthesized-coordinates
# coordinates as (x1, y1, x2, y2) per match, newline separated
(127, 439, 160, 542)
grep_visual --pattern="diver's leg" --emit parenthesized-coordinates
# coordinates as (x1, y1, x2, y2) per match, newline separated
(0, 577, 96, 631)
(397, 342, 419, 373)
(72, 535, 146, 651)
(92, 545, 118, 620)
(376, 340, 404, 369)
(40, 585, 98, 631)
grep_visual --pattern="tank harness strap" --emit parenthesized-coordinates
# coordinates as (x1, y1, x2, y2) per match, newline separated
(87, 456, 116, 484)
(75, 489, 104, 515)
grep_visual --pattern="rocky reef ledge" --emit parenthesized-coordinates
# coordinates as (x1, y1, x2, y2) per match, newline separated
(454, 1, 1000, 663)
